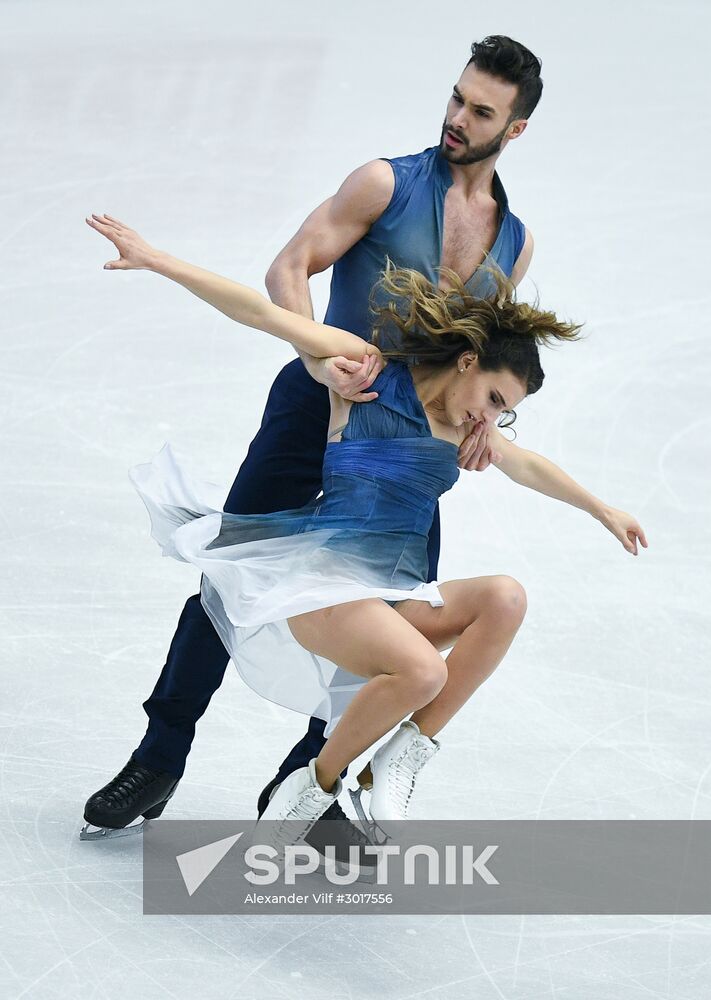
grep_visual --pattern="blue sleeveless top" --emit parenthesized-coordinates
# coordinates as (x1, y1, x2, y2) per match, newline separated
(323, 146, 526, 341)
(314, 362, 459, 585)
(158, 363, 459, 590)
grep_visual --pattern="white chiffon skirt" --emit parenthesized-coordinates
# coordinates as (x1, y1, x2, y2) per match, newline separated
(130, 444, 444, 735)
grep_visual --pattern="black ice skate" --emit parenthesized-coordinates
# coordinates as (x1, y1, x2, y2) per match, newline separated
(80, 757, 179, 841)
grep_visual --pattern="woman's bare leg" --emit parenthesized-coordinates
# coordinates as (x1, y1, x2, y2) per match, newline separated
(395, 575, 527, 738)
(288, 575, 525, 792)
(288, 599, 447, 793)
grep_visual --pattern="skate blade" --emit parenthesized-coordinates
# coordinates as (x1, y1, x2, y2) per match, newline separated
(79, 818, 147, 841)
(348, 787, 390, 846)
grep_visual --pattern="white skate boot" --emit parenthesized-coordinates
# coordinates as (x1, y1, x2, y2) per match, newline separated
(257, 758, 342, 865)
(349, 720, 439, 838)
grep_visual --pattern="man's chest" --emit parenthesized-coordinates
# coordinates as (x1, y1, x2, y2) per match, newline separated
(439, 192, 500, 282)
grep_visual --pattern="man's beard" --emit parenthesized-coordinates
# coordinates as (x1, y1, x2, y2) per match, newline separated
(439, 120, 509, 164)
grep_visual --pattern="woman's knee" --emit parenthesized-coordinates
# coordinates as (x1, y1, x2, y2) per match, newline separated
(401, 653, 448, 703)
(481, 575, 527, 625)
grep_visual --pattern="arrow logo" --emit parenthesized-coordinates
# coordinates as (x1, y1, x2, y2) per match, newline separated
(176, 832, 244, 896)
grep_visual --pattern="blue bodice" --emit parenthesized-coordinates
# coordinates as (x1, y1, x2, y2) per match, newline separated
(315, 362, 460, 548)
(307, 361, 459, 583)
(133, 363, 461, 599)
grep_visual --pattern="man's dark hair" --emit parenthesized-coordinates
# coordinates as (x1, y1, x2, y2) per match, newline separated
(468, 35, 543, 119)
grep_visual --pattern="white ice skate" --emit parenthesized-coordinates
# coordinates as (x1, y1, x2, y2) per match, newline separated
(349, 720, 439, 839)
(258, 758, 342, 866)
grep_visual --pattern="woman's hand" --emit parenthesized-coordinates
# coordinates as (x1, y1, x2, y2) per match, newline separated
(85, 213, 160, 270)
(596, 505, 648, 555)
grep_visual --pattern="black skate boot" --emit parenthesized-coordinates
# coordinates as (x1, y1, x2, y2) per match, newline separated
(80, 757, 179, 841)
(258, 776, 378, 882)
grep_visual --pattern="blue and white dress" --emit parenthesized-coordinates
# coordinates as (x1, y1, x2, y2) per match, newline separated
(131, 362, 460, 734)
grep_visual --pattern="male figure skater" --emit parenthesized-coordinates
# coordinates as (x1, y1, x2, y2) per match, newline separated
(82, 35, 542, 854)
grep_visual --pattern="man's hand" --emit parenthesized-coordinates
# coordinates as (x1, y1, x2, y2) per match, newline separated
(311, 352, 384, 401)
(457, 421, 503, 472)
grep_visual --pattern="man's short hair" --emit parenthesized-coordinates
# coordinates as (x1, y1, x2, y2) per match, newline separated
(468, 35, 543, 119)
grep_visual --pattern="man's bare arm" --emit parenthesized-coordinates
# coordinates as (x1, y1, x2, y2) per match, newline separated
(265, 159, 394, 400)
(509, 228, 534, 288)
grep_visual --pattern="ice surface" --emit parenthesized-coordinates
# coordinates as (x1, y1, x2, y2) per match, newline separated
(2, 0, 710, 997)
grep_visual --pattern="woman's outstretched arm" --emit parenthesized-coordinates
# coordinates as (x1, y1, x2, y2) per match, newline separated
(86, 214, 383, 365)
(489, 426, 648, 556)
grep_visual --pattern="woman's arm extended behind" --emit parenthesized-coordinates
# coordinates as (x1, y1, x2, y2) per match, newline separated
(86, 214, 382, 365)
(488, 425, 648, 556)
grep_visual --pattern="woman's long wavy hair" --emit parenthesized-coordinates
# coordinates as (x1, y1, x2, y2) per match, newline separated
(370, 264, 582, 428)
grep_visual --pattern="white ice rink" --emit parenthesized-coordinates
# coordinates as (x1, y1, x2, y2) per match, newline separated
(2, 0, 711, 996)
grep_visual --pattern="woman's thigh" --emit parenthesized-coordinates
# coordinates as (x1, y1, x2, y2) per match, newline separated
(393, 576, 526, 651)
(287, 598, 442, 679)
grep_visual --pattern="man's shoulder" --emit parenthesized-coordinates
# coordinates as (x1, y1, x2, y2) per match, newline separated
(346, 148, 438, 200)
(382, 146, 438, 172)
(374, 147, 440, 209)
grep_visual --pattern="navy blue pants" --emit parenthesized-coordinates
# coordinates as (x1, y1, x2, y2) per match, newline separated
(133, 359, 441, 782)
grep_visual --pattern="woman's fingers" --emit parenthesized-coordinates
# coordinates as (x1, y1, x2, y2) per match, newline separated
(103, 213, 130, 228)
(602, 509, 646, 556)
(622, 529, 636, 554)
(619, 525, 638, 554)
(91, 213, 122, 231)
(617, 513, 647, 555)
(92, 213, 130, 235)
(86, 216, 117, 241)
(86, 216, 136, 269)
(628, 524, 648, 554)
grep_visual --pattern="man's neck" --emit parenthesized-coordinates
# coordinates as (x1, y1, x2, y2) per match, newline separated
(445, 155, 500, 201)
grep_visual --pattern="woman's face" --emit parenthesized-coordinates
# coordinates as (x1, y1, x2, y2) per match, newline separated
(443, 353, 527, 428)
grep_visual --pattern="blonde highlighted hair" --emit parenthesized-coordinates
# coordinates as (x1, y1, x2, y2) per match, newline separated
(370, 264, 582, 400)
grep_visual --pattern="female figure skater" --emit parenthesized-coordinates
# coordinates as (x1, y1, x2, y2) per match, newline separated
(87, 213, 646, 847)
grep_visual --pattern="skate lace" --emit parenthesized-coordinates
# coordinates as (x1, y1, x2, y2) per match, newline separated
(387, 742, 433, 816)
(272, 786, 330, 845)
(103, 762, 159, 808)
